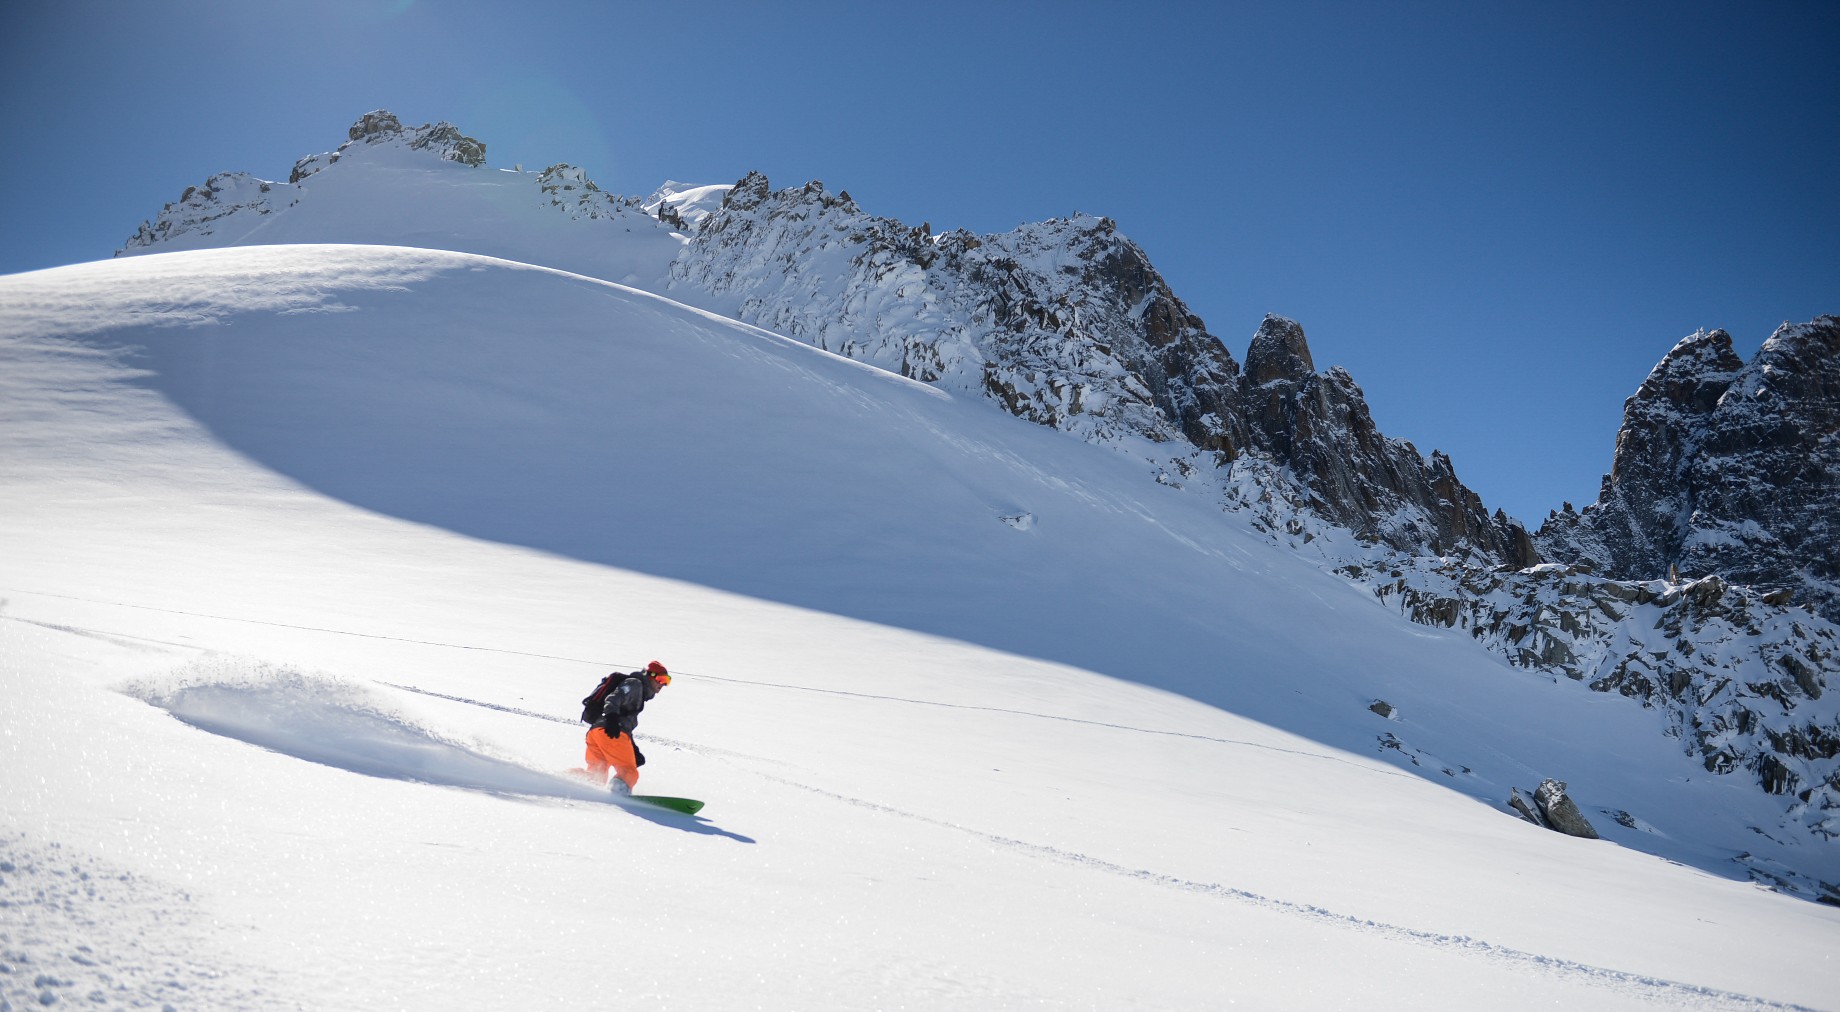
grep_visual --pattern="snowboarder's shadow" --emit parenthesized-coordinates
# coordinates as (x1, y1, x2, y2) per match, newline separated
(610, 801, 755, 842)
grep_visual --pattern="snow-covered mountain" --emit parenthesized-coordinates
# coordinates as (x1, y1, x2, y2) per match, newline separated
(122, 113, 1534, 569)
(6, 110, 1832, 1004)
(105, 112, 1840, 894)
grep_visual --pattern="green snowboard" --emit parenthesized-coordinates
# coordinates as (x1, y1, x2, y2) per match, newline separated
(629, 795, 704, 815)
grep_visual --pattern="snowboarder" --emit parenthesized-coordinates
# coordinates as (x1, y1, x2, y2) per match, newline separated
(580, 661, 671, 794)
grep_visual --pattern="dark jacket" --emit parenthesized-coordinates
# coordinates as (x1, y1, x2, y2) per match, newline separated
(595, 671, 659, 737)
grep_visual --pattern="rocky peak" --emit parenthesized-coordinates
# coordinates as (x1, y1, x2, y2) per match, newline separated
(1639, 329, 1745, 413)
(720, 170, 773, 212)
(1732, 315, 1840, 407)
(1538, 316, 1840, 621)
(1244, 314, 1316, 387)
(532, 163, 646, 221)
(348, 109, 405, 142)
(1232, 318, 1538, 566)
(290, 109, 486, 183)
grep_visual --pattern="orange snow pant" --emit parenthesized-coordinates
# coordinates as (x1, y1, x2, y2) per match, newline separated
(584, 726, 640, 791)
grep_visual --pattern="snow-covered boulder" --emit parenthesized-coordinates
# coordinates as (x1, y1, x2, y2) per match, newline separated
(1508, 780, 1600, 839)
(1533, 779, 1600, 839)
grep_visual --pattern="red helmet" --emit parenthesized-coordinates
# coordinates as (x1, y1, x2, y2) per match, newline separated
(646, 660, 671, 686)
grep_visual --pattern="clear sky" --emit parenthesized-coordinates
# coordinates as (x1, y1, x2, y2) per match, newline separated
(3, 0, 1834, 526)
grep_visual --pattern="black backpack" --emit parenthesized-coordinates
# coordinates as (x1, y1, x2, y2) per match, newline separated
(580, 673, 620, 724)
(581, 672, 647, 728)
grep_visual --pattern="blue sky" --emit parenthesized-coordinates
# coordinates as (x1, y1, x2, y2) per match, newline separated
(3, 0, 1834, 525)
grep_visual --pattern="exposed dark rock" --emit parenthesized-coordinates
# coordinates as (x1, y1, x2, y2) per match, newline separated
(1509, 787, 1548, 828)
(1243, 314, 1315, 387)
(1533, 779, 1600, 839)
(1538, 317, 1840, 622)
(1236, 316, 1539, 566)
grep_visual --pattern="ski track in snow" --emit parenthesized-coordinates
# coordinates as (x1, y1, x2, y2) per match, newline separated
(397, 685, 1814, 1012)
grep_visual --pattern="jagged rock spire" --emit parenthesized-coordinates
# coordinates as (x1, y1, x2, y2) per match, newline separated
(1539, 316, 1840, 621)
(1234, 316, 1538, 565)
(1244, 314, 1316, 387)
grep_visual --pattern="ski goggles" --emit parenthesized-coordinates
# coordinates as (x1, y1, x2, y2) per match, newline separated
(652, 672, 672, 687)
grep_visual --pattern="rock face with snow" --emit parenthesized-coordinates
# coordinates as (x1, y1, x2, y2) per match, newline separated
(1341, 555, 1840, 871)
(290, 109, 486, 182)
(1235, 315, 1537, 564)
(120, 172, 286, 251)
(672, 174, 1532, 565)
(1537, 319, 1840, 623)
(673, 172, 1251, 455)
(534, 163, 643, 220)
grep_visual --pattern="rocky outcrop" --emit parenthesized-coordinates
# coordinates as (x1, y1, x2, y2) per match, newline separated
(534, 164, 644, 220)
(1344, 556, 1840, 845)
(1538, 318, 1840, 622)
(290, 109, 486, 182)
(1534, 779, 1600, 839)
(1237, 316, 1538, 565)
(1510, 780, 1600, 839)
(118, 172, 282, 252)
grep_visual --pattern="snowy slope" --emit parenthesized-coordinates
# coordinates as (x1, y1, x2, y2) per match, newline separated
(3, 245, 1838, 1009)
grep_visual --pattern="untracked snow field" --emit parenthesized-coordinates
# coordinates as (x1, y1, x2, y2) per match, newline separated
(3, 246, 1837, 1009)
